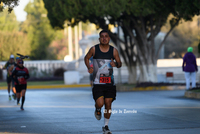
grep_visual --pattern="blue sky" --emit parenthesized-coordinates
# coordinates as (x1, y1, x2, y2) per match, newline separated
(13, 0, 30, 22)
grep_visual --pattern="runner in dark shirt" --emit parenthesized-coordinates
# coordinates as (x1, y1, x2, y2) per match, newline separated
(12, 59, 29, 110)
(84, 30, 122, 134)
(8, 57, 20, 100)
(3, 55, 16, 100)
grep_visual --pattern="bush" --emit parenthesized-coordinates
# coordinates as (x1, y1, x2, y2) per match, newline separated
(53, 68, 66, 77)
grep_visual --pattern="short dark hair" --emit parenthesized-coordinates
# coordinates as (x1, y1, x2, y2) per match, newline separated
(99, 29, 109, 36)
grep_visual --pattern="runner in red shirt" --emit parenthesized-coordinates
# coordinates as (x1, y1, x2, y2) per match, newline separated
(12, 59, 29, 110)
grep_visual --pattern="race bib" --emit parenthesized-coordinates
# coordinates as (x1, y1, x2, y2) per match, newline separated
(17, 76, 25, 84)
(99, 76, 111, 83)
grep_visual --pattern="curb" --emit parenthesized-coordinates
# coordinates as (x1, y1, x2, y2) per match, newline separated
(0, 84, 91, 90)
(117, 85, 186, 92)
(0, 84, 187, 92)
(184, 91, 200, 99)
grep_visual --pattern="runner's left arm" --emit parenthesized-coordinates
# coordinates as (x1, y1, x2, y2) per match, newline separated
(113, 48, 122, 68)
(24, 68, 29, 79)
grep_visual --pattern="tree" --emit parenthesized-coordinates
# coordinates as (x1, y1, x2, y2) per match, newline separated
(47, 39, 68, 60)
(162, 15, 200, 58)
(0, 0, 19, 12)
(43, 0, 200, 83)
(22, 0, 57, 60)
(0, 8, 18, 31)
(0, 8, 30, 61)
(0, 31, 30, 61)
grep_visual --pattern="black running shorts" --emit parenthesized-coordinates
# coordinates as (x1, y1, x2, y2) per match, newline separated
(6, 76, 12, 84)
(15, 84, 27, 93)
(92, 85, 116, 102)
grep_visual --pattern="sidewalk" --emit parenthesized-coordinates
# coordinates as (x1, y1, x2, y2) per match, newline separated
(184, 90, 200, 99)
(116, 84, 186, 91)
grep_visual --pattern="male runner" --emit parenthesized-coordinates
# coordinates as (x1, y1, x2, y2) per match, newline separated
(3, 55, 16, 100)
(8, 57, 20, 100)
(84, 29, 122, 134)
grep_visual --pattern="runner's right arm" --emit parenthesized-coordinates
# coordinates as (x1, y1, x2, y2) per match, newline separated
(11, 67, 19, 85)
(3, 62, 8, 70)
(8, 65, 14, 76)
(84, 47, 95, 73)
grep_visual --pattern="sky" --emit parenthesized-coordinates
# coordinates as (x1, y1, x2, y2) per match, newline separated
(13, 0, 30, 22)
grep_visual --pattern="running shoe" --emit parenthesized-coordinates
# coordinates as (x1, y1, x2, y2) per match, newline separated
(9, 95, 12, 101)
(12, 94, 16, 100)
(20, 106, 24, 111)
(102, 125, 112, 134)
(94, 108, 101, 120)
(17, 102, 20, 105)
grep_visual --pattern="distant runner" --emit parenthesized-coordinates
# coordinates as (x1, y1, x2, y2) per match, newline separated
(3, 55, 16, 100)
(8, 57, 20, 100)
(12, 59, 29, 110)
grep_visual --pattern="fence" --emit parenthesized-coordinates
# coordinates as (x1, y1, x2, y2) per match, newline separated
(0, 60, 76, 79)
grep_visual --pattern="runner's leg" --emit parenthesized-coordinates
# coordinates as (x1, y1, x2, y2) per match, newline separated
(16, 85, 20, 105)
(7, 81, 11, 100)
(94, 96, 104, 120)
(12, 79, 16, 100)
(95, 96, 104, 109)
(7, 83, 11, 93)
(20, 89, 26, 110)
(104, 98, 112, 124)
(17, 93, 20, 105)
(102, 98, 113, 134)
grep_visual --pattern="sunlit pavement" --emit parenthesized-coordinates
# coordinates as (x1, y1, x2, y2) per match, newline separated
(1, 88, 200, 134)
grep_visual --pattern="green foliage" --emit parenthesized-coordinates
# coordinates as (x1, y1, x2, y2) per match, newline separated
(0, 8, 18, 31)
(162, 15, 200, 58)
(198, 42, 200, 54)
(0, 0, 19, 13)
(0, 31, 30, 61)
(22, 0, 57, 60)
(0, 7, 29, 61)
(43, 0, 200, 82)
(43, 0, 200, 59)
